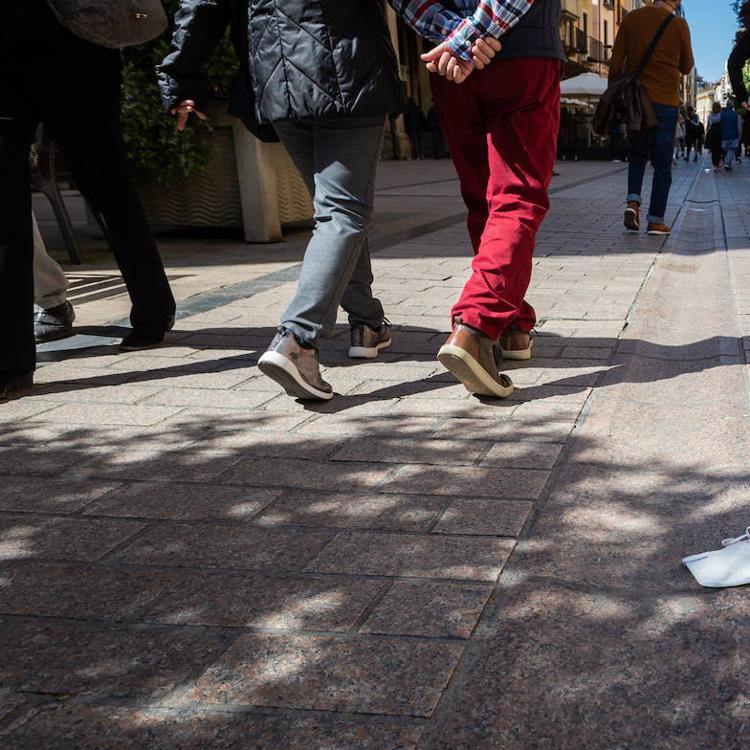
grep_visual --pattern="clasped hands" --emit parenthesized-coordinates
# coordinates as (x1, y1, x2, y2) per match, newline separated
(171, 36, 502, 129)
(421, 37, 501, 84)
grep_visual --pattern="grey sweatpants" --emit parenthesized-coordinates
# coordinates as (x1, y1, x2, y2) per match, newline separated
(33, 213, 69, 309)
(274, 116, 386, 346)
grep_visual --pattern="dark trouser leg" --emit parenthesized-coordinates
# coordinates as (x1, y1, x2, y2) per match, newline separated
(43, 101, 175, 330)
(646, 106, 677, 224)
(627, 128, 649, 207)
(32, 51, 174, 331)
(0, 77, 36, 372)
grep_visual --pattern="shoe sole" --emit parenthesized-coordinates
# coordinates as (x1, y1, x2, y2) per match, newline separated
(258, 351, 333, 401)
(647, 230, 671, 236)
(623, 208, 640, 232)
(500, 338, 534, 361)
(119, 340, 165, 352)
(35, 328, 75, 344)
(348, 338, 392, 360)
(0, 382, 33, 402)
(437, 345, 514, 398)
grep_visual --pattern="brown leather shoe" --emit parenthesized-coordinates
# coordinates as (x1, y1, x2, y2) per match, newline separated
(647, 222, 672, 235)
(437, 323, 514, 398)
(499, 328, 533, 361)
(624, 201, 640, 231)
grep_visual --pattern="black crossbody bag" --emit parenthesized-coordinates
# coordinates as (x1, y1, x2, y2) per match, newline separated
(45, 0, 168, 49)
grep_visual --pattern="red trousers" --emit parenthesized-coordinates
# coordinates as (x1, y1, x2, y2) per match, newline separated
(431, 58, 561, 340)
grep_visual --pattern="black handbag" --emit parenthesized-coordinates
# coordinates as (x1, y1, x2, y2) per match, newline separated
(45, 0, 168, 49)
(593, 13, 675, 136)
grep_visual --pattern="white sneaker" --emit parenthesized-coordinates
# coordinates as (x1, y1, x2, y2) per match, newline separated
(683, 527, 750, 587)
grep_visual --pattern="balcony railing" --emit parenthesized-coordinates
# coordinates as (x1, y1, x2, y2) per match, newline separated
(587, 36, 611, 64)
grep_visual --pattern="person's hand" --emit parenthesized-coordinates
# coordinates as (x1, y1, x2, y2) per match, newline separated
(471, 37, 501, 70)
(421, 43, 473, 84)
(742, 101, 750, 112)
(170, 99, 207, 131)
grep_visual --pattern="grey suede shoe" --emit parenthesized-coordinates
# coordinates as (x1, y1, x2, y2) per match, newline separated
(349, 320, 392, 359)
(258, 330, 334, 401)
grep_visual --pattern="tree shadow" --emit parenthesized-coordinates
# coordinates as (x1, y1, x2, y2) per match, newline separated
(0, 376, 747, 747)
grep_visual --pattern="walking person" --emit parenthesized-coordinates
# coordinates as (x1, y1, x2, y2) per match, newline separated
(160, 0, 408, 401)
(389, 0, 564, 398)
(0, 0, 176, 400)
(684, 106, 700, 162)
(707, 102, 724, 172)
(404, 97, 427, 160)
(720, 99, 743, 172)
(614, 0, 694, 237)
(674, 112, 686, 162)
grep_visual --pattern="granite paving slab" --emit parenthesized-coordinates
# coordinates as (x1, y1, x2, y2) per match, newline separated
(175, 633, 464, 717)
(306, 531, 515, 581)
(360, 580, 492, 639)
(114, 523, 334, 572)
(0, 617, 234, 699)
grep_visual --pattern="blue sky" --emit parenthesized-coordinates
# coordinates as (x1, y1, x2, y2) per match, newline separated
(685, 0, 740, 81)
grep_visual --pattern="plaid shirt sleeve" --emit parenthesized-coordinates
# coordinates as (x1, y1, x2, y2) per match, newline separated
(386, 0, 466, 45)
(445, 0, 537, 60)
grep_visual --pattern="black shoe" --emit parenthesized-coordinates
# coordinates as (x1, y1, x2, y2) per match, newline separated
(0, 370, 33, 401)
(120, 315, 175, 352)
(34, 301, 76, 343)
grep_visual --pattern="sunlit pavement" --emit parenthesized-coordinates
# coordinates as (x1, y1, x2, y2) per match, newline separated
(2, 157, 748, 747)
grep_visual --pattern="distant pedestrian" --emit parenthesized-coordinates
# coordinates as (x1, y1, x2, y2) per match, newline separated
(0, 0, 176, 401)
(160, 0, 403, 401)
(684, 106, 700, 162)
(427, 104, 447, 159)
(404, 97, 427, 160)
(675, 112, 686, 161)
(720, 99, 743, 171)
(612, 0, 694, 236)
(696, 118, 705, 157)
(707, 101, 724, 171)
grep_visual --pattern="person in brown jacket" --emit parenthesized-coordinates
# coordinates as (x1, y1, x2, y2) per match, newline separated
(610, 0, 694, 236)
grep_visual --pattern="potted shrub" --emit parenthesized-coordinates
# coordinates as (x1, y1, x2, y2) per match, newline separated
(120, 2, 311, 241)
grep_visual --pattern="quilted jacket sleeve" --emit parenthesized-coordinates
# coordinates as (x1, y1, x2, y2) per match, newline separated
(157, 0, 230, 112)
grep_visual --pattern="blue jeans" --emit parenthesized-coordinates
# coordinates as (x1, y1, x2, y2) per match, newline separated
(627, 105, 678, 224)
(722, 139, 739, 167)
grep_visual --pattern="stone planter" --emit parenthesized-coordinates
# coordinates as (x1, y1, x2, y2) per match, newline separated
(133, 104, 313, 243)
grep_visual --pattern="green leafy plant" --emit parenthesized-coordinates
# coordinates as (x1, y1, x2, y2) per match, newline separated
(121, 1, 238, 181)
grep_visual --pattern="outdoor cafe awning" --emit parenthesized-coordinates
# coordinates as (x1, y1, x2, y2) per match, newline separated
(560, 72, 608, 97)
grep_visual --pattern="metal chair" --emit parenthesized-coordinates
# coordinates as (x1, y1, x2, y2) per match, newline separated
(30, 126, 110, 265)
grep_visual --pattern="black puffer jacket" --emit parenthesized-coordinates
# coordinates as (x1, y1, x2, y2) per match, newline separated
(158, 0, 404, 139)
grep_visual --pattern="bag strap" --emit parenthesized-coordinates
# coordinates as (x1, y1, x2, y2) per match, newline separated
(632, 13, 676, 80)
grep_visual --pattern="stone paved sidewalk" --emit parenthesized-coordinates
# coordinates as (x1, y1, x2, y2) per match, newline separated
(2, 158, 748, 748)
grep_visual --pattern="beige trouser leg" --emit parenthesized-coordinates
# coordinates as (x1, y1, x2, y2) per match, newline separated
(33, 213, 69, 309)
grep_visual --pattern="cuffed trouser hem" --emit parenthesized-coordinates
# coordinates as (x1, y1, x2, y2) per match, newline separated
(626, 194, 642, 204)
(646, 215, 665, 224)
(35, 295, 68, 310)
(280, 321, 319, 350)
